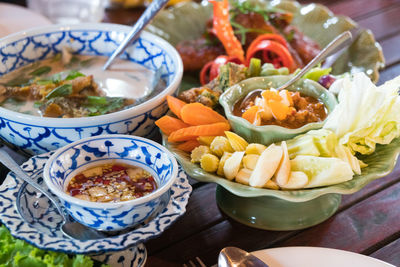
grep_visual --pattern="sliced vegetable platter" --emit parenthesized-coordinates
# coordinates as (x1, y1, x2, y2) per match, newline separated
(162, 132, 400, 202)
(148, 0, 384, 85)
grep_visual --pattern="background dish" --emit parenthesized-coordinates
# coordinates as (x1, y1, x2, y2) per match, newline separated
(0, 3, 51, 38)
(0, 152, 191, 254)
(252, 246, 395, 267)
(0, 23, 183, 155)
(148, 0, 384, 84)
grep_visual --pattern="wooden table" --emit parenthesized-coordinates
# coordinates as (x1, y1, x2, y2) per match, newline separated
(104, 1, 400, 266)
(2, 0, 400, 266)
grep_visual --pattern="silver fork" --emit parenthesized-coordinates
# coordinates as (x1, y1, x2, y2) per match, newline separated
(183, 257, 207, 267)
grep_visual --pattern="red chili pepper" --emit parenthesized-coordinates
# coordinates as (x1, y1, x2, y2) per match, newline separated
(246, 40, 295, 71)
(209, 0, 245, 63)
(199, 60, 214, 85)
(111, 165, 126, 172)
(199, 55, 242, 85)
(246, 33, 289, 59)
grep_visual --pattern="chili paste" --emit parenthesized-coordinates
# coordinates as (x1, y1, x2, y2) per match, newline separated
(67, 163, 157, 202)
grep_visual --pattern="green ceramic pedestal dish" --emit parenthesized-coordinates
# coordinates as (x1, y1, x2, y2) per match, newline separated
(162, 134, 400, 231)
(219, 76, 337, 145)
(216, 187, 341, 230)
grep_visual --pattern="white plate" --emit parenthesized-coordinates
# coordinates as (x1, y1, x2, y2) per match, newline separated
(252, 247, 395, 267)
(0, 3, 51, 38)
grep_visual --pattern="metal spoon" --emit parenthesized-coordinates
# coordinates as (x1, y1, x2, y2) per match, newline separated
(276, 30, 353, 91)
(0, 148, 106, 240)
(218, 247, 269, 267)
(102, 0, 170, 70)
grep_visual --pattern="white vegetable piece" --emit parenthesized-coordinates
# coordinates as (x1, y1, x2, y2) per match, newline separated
(264, 179, 280, 190)
(280, 171, 309, 189)
(235, 168, 252, 185)
(223, 151, 245, 180)
(274, 141, 290, 187)
(291, 155, 354, 188)
(243, 154, 259, 170)
(249, 144, 283, 187)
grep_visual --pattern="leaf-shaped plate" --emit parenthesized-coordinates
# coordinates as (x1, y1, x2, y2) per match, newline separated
(148, 0, 384, 82)
(162, 134, 400, 203)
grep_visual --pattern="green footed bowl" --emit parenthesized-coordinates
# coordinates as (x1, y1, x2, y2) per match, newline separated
(162, 134, 400, 230)
(219, 76, 337, 145)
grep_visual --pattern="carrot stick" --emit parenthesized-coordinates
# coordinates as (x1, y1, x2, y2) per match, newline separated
(167, 95, 187, 119)
(168, 122, 231, 143)
(180, 103, 228, 125)
(176, 140, 201, 152)
(155, 115, 190, 135)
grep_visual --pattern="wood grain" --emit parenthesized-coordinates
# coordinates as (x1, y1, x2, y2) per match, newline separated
(274, 182, 400, 253)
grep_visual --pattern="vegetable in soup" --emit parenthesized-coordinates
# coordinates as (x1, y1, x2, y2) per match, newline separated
(67, 163, 157, 203)
(233, 89, 327, 129)
(0, 51, 165, 117)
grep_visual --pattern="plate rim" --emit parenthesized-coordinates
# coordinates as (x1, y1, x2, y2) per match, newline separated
(251, 246, 395, 267)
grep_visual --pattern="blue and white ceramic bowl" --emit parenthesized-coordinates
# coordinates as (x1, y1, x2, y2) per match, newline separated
(43, 134, 178, 231)
(0, 23, 183, 155)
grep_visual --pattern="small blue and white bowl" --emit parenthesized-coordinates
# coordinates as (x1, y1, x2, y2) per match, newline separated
(43, 134, 178, 231)
(0, 23, 183, 155)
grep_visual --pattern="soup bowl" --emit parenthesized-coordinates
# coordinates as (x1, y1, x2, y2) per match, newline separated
(0, 23, 183, 155)
(43, 134, 178, 231)
(219, 75, 338, 145)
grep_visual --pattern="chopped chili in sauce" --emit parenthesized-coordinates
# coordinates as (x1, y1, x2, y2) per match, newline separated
(67, 163, 157, 203)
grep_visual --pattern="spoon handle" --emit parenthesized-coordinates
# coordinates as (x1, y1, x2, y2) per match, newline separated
(0, 148, 66, 221)
(277, 31, 352, 91)
(103, 0, 170, 70)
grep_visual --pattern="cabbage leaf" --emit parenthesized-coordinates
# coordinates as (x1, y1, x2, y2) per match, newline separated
(323, 72, 400, 155)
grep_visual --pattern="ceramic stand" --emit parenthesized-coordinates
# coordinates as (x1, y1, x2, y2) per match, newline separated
(216, 185, 341, 231)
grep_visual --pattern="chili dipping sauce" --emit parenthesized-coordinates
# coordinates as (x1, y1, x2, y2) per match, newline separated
(67, 163, 157, 203)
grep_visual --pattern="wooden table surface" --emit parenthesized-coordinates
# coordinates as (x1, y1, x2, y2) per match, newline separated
(2, 0, 400, 266)
(104, 1, 400, 266)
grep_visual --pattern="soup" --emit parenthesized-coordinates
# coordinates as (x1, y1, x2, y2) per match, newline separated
(0, 51, 165, 117)
(233, 89, 327, 129)
(67, 162, 157, 203)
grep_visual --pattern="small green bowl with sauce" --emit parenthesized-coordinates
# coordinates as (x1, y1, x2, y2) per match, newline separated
(219, 75, 338, 145)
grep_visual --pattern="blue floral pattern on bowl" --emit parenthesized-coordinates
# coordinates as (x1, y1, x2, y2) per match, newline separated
(0, 151, 191, 255)
(44, 134, 178, 231)
(0, 24, 183, 155)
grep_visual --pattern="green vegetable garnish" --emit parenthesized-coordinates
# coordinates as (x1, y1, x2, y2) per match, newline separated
(29, 66, 51, 77)
(85, 97, 124, 116)
(302, 67, 332, 82)
(65, 70, 85, 81)
(50, 73, 62, 84)
(4, 77, 31, 87)
(248, 58, 261, 77)
(36, 79, 54, 85)
(45, 84, 73, 99)
(34, 101, 43, 108)
(0, 225, 107, 267)
(87, 96, 107, 105)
